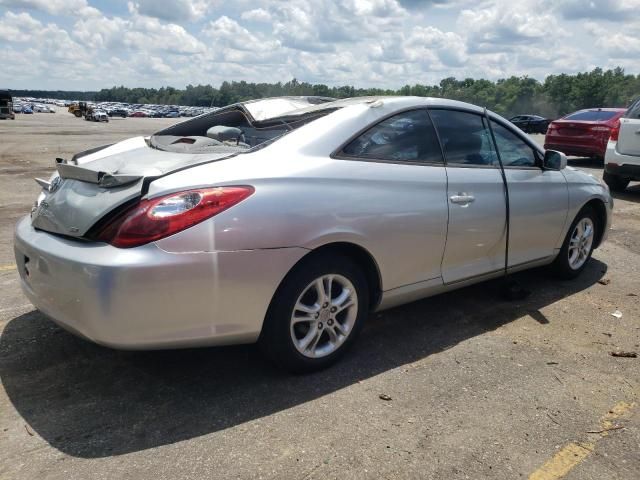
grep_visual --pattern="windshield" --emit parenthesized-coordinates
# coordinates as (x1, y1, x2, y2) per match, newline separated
(564, 110, 620, 121)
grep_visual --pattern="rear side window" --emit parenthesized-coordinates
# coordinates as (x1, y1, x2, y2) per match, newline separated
(625, 98, 640, 119)
(490, 121, 538, 168)
(564, 111, 618, 121)
(341, 109, 443, 163)
(429, 109, 498, 167)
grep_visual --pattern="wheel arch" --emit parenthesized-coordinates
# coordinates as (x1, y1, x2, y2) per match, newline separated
(307, 242, 383, 310)
(268, 241, 383, 315)
(581, 198, 608, 249)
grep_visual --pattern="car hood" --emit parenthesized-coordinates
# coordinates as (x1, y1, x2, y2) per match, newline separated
(30, 137, 237, 238)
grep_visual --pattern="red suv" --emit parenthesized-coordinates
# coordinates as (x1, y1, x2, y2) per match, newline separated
(544, 108, 626, 161)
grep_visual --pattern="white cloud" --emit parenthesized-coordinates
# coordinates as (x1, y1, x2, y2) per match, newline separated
(0, 10, 41, 41)
(459, 0, 562, 52)
(585, 20, 640, 59)
(240, 8, 272, 22)
(0, 0, 99, 17)
(130, 0, 216, 23)
(555, 0, 640, 20)
(0, 0, 638, 90)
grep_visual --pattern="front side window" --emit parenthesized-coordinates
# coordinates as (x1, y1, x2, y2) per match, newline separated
(490, 121, 538, 168)
(341, 109, 443, 163)
(429, 109, 498, 166)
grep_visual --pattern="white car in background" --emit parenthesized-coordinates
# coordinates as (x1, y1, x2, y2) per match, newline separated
(92, 110, 109, 122)
(604, 98, 640, 191)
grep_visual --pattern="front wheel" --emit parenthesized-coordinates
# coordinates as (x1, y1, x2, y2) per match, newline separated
(603, 172, 630, 192)
(552, 207, 598, 279)
(259, 254, 369, 373)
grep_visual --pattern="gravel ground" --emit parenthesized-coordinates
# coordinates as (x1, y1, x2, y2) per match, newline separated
(0, 113, 638, 480)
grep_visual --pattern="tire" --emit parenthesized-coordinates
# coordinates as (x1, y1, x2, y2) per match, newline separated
(259, 254, 369, 373)
(603, 172, 630, 192)
(552, 207, 598, 279)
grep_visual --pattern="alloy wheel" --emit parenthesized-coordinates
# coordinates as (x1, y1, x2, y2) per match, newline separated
(568, 217, 594, 270)
(290, 274, 358, 359)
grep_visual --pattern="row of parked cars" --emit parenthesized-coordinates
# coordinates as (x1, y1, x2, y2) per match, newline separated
(12, 101, 56, 114)
(508, 103, 639, 192)
(16, 96, 216, 119)
(80, 102, 215, 118)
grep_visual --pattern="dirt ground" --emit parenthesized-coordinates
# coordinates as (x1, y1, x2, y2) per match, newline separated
(0, 112, 639, 480)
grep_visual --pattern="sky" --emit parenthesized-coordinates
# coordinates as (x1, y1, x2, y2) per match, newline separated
(0, 0, 639, 91)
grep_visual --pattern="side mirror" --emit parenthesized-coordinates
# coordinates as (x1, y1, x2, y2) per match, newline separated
(543, 150, 567, 170)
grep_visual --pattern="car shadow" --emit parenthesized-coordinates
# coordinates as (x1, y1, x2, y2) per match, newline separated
(0, 260, 606, 458)
(567, 156, 602, 167)
(612, 183, 640, 203)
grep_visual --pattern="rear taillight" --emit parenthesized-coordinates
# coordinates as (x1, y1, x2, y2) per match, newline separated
(96, 186, 254, 248)
(609, 120, 621, 142)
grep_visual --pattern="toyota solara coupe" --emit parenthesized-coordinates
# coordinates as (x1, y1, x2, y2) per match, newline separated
(15, 96, 612, 372)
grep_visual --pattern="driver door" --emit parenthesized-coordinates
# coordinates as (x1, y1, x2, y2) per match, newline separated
(489, 120, 569, 266)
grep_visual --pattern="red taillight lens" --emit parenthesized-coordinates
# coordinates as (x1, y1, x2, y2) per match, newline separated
(96, 186, 254, 248)
(609, 120, 621, 142)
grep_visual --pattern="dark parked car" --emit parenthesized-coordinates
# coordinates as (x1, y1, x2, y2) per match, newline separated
(108, 108, 128, 118)
(509, 115, 551, 134)
(0, 90, 15, 120)
(544, 108, 626, 161)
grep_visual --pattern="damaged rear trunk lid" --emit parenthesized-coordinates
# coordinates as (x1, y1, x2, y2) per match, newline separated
(30, 137, 238, 238)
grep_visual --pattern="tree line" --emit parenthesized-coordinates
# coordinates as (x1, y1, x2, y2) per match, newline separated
(10, 67, 639, 118)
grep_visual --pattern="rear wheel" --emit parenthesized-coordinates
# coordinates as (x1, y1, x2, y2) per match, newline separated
(259, 254, 369, 373)
(603, 172, 630, 192)
(552, 207, 598, 279)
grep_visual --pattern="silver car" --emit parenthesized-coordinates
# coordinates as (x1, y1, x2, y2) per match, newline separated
(14, 96, 612, 372)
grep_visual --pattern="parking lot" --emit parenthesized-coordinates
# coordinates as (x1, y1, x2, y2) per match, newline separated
(0, 113, 638, 479)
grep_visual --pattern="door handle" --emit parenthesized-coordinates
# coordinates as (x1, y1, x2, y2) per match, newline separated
(450, 194, 475, 205)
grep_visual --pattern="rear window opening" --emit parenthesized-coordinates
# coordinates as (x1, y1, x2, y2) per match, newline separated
(564, 110, 619, 121)
(149, 98, 337, 155)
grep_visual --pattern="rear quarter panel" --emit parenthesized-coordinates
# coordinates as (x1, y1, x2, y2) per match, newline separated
(153, 153, 449, 292)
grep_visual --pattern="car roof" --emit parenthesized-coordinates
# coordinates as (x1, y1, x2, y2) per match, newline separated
(274, 96, 486, 119)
